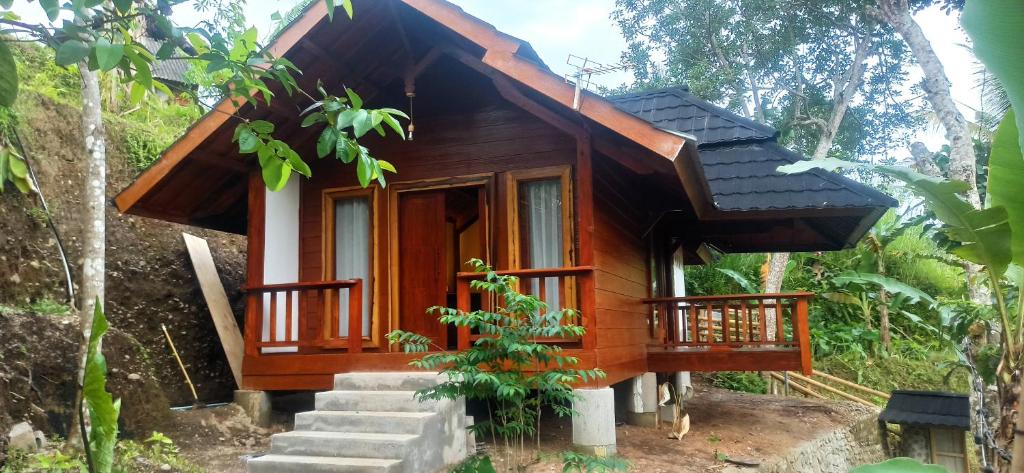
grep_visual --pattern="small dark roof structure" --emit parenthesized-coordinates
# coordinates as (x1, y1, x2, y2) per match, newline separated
(609, 86, 898, 213)
(879, 390, 970, 429)
(137, 37, 192, 91)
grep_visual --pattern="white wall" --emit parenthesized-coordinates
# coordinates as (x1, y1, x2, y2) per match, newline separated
(261, 177, 300, 353)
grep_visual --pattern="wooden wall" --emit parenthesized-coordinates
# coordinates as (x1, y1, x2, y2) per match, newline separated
(591, 152, 653, 385)
(297, 102, 577, 348)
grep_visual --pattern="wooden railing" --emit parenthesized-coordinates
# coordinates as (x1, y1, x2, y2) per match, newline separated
(455, 266, 595, 350)
(643, 292, 813, 373)
(244, 279, 363, 355)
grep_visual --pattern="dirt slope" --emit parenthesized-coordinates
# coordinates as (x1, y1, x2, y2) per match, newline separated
(0, 93, 247, 431)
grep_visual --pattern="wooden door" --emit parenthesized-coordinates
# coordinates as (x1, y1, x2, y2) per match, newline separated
(398, 191, 447, 346)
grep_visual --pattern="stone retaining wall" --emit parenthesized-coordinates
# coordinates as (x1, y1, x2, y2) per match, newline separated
(725, 413, 884, 473)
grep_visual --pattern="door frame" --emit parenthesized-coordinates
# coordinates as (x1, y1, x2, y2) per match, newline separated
(387, 173, 495, 351)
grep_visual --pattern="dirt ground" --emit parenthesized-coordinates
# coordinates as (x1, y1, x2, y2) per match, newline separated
(165, 380, 873, 473)
(492, 381, 875, 472)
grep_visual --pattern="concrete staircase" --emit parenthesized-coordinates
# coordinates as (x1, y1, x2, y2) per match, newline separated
(247, 372, 469, 473)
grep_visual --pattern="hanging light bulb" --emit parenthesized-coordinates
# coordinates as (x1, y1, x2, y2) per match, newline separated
(406, 91, 415, 141)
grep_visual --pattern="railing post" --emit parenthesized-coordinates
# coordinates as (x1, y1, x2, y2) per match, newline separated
(348, 279, 363, 353)
(457, 277, 471, 350)
(579, 271, 596, 350)
(795, 296, 812, 375)
(244, 292, 260, 357)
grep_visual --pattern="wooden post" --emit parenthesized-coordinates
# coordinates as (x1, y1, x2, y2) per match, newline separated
(457, 277, 471, 350)
(348, 279, 363, 353)
(574, 133, 597, 351)
(244, 293, 260, 357)
(795, 296, 812, 375)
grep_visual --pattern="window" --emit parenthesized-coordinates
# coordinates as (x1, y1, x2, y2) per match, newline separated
(520, 178, 564, 310)
(326, 191, 374, 338)
(509, 167, 573, 312)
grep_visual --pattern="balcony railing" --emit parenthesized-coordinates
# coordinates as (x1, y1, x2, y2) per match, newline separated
(244, 279, 363, 355)
(643, 292, 813, 373)
(455, 266, 595, 350)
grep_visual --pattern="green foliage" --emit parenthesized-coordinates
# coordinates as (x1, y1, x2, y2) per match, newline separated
(963, 0, 1024, 151)
(559, 451, 630, 473)
(783, 160, 1012, 278)
(850, 457, 949, 473)
(817, 351, 969, 396)
(83, 299, 121, 473)
(986, 109, 1024, 268)
(2, 432, 201, 473)
(450, 455, 497, 473)
(706, 371, 767, 394)
(0, 41, 17, 107)
(28, 298, 71, 316)
(388, 259, 605, 471)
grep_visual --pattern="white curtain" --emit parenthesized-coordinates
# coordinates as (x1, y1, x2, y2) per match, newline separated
(672, 246, 687, 341)
(335, 197, 371, 337)
(521, 179, 564, 312)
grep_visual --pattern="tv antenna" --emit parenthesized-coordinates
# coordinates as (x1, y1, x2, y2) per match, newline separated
(565, 54, 628, 111)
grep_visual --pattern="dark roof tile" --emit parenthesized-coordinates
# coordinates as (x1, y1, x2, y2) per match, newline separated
(880, 391, 970, 429)
(609, 87, 897, 212)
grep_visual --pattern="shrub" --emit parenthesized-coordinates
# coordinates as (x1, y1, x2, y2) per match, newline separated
(388, 259, 606, 472)
(706, 372, 767, 394)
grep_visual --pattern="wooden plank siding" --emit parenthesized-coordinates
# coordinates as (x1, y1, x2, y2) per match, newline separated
(591, 153, 653, 385)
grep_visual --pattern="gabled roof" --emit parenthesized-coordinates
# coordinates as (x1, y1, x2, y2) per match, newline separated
(610, 87, 898, 213)
(880, 391, 970, 429)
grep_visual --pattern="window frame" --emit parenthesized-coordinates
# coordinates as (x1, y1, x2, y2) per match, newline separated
(322, 185, 380, 348)
(505, 165, 575, 272)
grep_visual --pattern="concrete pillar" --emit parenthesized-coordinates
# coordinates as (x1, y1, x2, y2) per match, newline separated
(572, 387, 616, 456)
(625, 372, 658, 427)
(234, 390, 272, 427)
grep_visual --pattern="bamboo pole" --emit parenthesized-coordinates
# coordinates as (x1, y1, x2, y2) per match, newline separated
(788, 372, 875, 407)
(812, 370, 890, 399)
(162, 324, 199, 402)
(769, 372, 825, 400)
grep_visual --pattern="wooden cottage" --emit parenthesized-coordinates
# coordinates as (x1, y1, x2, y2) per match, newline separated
(116, 0, 894, 405)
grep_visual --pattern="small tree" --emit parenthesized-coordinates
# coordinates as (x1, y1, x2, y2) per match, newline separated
(387, 259, 607, 472)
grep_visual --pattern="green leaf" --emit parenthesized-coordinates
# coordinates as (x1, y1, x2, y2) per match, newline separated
(336, 136, 356, 163)
(336, 109, 359, 130)
(0, 0, 13, 9)
(285, 150, 311, 177)
(249, 120, 275, 135)
(237, 128, 260, 154)
(381, 113, 405, 139)
(39, 0, 59, 21)
(93, 38, 124, 72)
(379, 107, 410, 119)
(83, 299, 121, 473)
(352, 109, 372, 138)
(56, 40, 91, 67)
(301, 112, 325, 128)
(341, 0, 354, 19)
(0, 41, 18, 107)
(112, 0, 132, 13)
(716, 268, 758, 293)
(779, 158, 1012, 277)
(7, 152, 27, 178)
(261, 158, 291, 192)
(378, 160, 397, 173)
(0, 149, 9, 188)
(849, 458, 948, 473)
(987, 109, 1024, 267)
(833, 271, 936, 306)
(962, 1, 1024, 152)
(324, 0, 335, 21)
(356, 155, 372, 187)
(346, 87, 363, 109)
(317, 127, 339, 158)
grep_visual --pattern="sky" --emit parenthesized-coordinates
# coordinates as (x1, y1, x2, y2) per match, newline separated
(12, 0, 984, 158)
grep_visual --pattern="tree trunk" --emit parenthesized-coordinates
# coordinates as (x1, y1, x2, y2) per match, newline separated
(67, 65, 106, 448)
(878, 290, 892, 352)
(873, 0, 980, 208)
(811, 34, 872, 160)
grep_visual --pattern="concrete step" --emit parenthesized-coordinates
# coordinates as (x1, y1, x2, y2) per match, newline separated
(333, 372, 448, 391)
(270, 431, 418, 459)
(315, 390, 439, 412)
(294, 410, 436, 435)
(248, 454, 402, 473)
